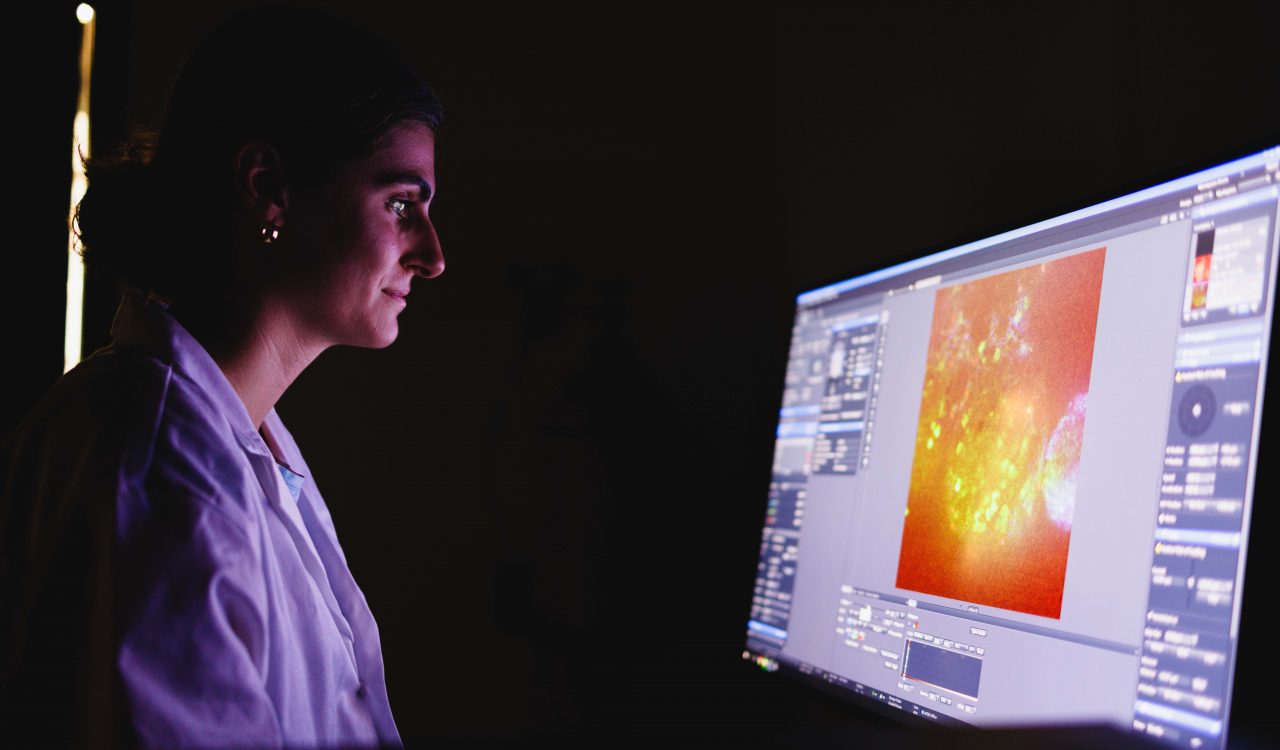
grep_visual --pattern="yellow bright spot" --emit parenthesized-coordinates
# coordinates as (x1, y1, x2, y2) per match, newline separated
(926, 437, 934, 450)
(977, 341, 986, 355)
(77, 3, 95, 23)
(905, 507, 910, 517)
(954, 478, 963, 493)
(955, 441, 964, 455)
(961, 412, 970, 429)
(931, 422, 941, 439)
(993, 347, 1001, 362)
(973, 510, 986, 533)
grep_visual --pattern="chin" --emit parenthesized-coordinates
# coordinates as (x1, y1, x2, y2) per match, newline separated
(370, 332, 398, 349)
(354, 324, 398, 349)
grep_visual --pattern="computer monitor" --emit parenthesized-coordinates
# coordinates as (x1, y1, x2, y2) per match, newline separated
(744, 145, 1280, 749)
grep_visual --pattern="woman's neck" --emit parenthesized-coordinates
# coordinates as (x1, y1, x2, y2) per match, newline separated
(174, 295, 327, 429)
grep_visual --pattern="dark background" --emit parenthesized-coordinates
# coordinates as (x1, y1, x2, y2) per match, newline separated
(6, 0, 1279, 746)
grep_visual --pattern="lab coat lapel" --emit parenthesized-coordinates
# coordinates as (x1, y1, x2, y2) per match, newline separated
(245, 426, 358, 668)
(258, 411, 399, 743)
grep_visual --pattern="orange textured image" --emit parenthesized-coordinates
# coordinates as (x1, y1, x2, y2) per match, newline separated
(895, 248, 1106, 619)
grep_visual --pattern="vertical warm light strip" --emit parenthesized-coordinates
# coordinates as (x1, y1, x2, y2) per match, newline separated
(65, 4, 96, 373)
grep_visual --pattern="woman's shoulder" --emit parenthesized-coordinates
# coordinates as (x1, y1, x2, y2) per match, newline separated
(3, 345, 256, 519)
(3, 347, 172, 464)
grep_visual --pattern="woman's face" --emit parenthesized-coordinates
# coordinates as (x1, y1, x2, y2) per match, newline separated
(282, 120, 444, 349)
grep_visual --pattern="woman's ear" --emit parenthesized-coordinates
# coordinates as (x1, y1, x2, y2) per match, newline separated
(233, 141, 289, 228)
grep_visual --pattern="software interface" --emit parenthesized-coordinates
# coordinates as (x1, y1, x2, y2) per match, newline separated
(744, 147, 1280, 750)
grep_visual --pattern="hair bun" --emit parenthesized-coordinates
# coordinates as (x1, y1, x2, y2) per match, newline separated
(75, 138, 177, 296)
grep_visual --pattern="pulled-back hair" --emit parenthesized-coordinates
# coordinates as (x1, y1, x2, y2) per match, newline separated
(74, 3, 443, 306)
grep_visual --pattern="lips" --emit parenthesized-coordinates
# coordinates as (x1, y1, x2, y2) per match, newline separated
(383, 289, 409, 300)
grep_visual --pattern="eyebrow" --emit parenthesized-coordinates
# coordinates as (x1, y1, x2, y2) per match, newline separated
(373, 170, 434, 200)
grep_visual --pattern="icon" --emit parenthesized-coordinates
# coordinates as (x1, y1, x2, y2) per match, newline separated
(1178, 384, 1217, 437)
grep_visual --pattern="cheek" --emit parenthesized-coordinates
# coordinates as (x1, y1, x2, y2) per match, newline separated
(300, 212, 377, 282)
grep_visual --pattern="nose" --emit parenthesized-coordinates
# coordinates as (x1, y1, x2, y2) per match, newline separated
(405, 215, 445, 279)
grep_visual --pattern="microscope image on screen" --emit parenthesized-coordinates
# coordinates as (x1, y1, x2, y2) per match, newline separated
(895, 248, 1107, 619)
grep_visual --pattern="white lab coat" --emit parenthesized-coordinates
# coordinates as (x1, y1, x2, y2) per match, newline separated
(0, 289, 401, 748)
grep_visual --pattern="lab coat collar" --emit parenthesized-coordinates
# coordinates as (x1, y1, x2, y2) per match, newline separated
(107, 289, 278, 460)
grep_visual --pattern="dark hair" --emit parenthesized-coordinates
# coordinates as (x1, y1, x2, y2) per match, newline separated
(74, 3, 442, 305)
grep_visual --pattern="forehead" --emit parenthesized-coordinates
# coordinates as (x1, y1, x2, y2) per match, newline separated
(346, 121, 437, 185)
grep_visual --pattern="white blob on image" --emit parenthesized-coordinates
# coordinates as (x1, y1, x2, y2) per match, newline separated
(1041, 393, 1088, 531)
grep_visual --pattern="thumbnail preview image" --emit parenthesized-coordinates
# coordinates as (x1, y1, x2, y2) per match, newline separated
(896, 248, 1106, 619)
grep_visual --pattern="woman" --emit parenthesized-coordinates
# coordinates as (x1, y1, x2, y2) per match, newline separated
(0, 5, 442, 747)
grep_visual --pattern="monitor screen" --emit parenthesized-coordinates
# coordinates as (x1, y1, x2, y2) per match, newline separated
(744, 145, 1280, 749)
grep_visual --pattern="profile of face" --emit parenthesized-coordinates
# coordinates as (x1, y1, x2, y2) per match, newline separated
(278, 121, 444, 350)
